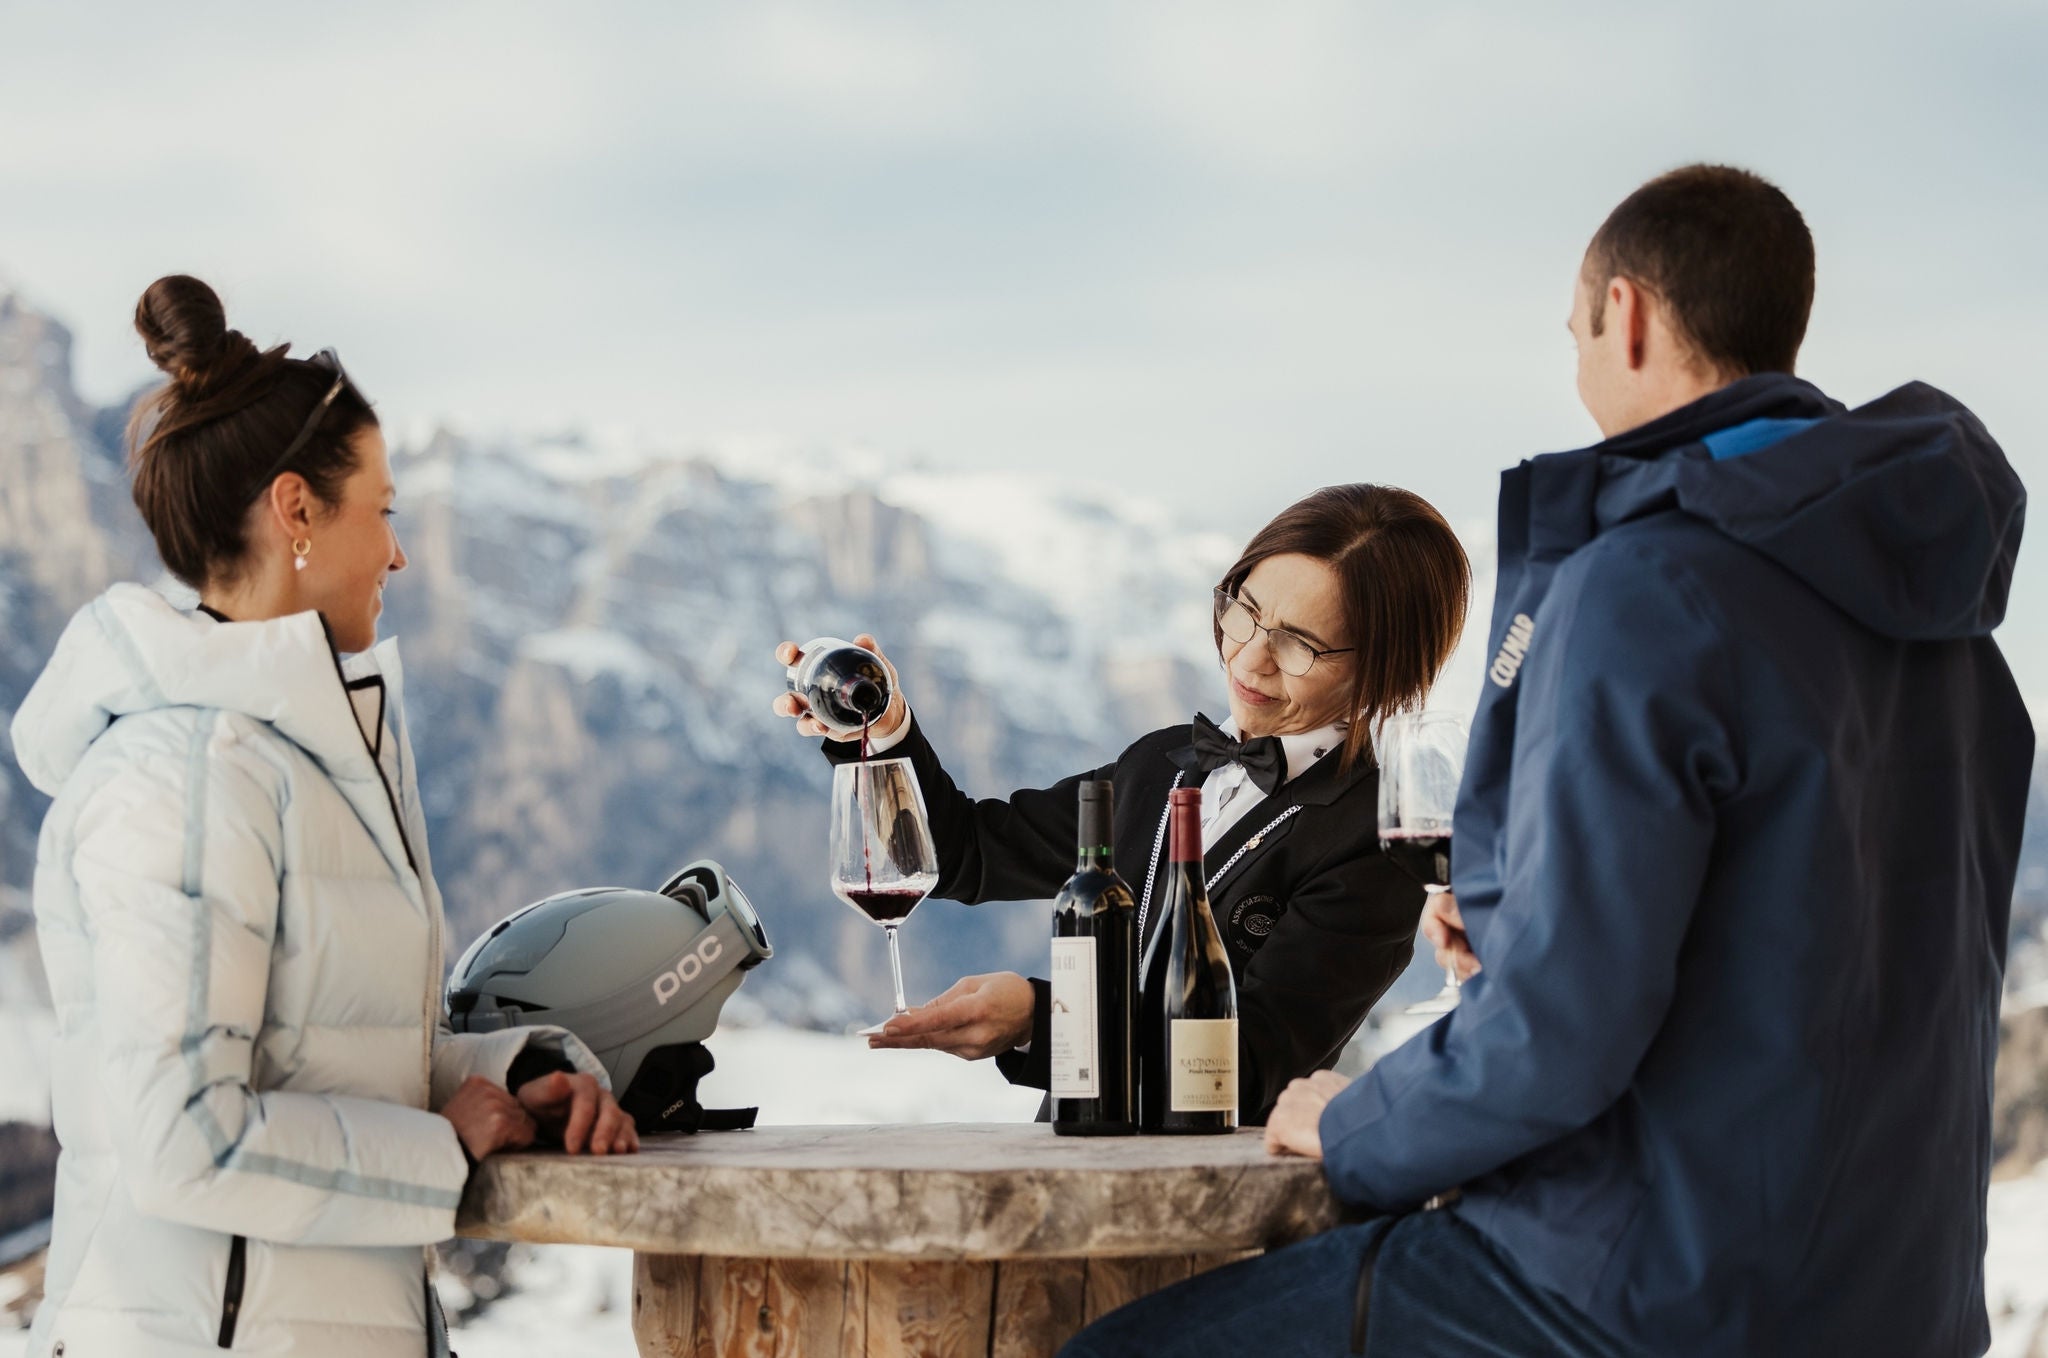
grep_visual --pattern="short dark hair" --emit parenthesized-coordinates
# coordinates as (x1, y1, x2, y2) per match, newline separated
(127, 275, 376, 589)
(1584, 164, 1815, 377)
(1216, 484, 1470, 771)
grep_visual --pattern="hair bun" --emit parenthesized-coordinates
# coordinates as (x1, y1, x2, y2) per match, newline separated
(135, 275, 262, 398)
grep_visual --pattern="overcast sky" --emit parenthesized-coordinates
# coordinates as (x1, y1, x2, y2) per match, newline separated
(3, 1, 2043, 710)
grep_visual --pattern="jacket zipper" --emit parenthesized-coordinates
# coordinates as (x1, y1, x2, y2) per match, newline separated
(216, 1233, 247, 1347)
(319, 630, 437, 1118)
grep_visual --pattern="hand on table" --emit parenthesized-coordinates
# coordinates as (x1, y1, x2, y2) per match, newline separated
(514, 1070, 640, 1155)
(1264, 1070, 1352, 1161)
(1420, 890, 1480, 980)
(866, 972, 1035, 1061)
(771, 633, 909, 742)
(441, 1075, 536, 1161)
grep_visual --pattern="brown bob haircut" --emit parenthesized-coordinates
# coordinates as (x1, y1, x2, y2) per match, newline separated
(127, 274, 377, 589)
(1215, 483, 1470, 772)
(1583, 164, 1815, 378)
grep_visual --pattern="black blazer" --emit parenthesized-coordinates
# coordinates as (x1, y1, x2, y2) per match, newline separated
(828, 715, 1423, 1123)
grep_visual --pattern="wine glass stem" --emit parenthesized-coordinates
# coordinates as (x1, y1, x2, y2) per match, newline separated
(1444, 965, 1462, 992)
(884, 924, 909, 1014)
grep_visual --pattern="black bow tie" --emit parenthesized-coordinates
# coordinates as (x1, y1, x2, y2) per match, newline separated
(1170, 712, 1288, 796)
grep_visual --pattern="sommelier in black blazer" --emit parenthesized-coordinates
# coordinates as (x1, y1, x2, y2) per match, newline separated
(774, 484, 1470, 1123)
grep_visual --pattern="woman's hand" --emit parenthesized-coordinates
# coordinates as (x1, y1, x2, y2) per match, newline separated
(1420, 890, 1480, 980)
(441, 1075, 537, 1162)
(514, 1070, 640, 1155)
(771, 633, 910, 742)
(866, 972, 1035, 1061)
(1264, 1069, 1351, 1161)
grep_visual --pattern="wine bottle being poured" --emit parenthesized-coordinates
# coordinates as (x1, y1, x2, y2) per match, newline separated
(787, 638, 893, 743)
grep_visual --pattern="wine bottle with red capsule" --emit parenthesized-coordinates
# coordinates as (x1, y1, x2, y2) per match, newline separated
(1138, 787, 1238, 1133)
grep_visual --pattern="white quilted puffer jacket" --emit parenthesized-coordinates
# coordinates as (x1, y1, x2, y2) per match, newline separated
(12, 585, 605, 1357)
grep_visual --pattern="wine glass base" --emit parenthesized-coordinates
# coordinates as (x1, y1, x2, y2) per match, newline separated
(1402, 986, 1461, 1016)
(857, 1010, 913, 1037)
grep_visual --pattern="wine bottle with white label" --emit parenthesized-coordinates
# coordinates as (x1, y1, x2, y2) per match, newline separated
(1138, 786, 1238, 1133)
(1051, 780, 1137, 1136)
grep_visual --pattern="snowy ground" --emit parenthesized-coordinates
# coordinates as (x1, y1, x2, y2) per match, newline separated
(1987, 1165, 2048, 1357)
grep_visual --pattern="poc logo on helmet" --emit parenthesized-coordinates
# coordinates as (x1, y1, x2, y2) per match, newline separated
(651, 934, 725, 1006)
(1489, 613, 1536, 689)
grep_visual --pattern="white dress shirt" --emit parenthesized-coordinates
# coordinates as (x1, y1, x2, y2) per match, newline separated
(1196, 716, 1346, 853)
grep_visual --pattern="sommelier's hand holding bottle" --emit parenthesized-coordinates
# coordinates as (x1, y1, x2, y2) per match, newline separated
(1420, 891, 1481, 981)
(772, 633, 909, 742)
(866, 972, 1036, 1058)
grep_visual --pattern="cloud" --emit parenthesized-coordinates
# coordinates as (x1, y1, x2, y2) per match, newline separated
(1, 1, 2042, 707)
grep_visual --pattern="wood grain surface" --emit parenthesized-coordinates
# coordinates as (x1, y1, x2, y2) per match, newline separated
(461, 1123, 1339, 1260)
(632, 1251, 1261, 1358)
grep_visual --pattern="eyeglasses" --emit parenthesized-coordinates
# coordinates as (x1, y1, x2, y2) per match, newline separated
(247, 348, 354, 503)
(1214, 588, 1355, 677)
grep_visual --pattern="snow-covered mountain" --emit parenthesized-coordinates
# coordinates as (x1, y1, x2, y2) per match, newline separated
(377, 420, 1251, 1014)
(0, 286, 1248, 1026)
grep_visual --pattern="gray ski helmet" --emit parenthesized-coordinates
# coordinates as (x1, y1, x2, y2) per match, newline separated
(446, 860, 771, 1096)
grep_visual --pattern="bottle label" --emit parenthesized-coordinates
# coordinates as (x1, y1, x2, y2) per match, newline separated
(1049, 937, 1099, 1099)
(1169, 1018, 1238, 1113)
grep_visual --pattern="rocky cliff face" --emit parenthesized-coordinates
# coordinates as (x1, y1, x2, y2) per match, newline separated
(0, 288, 1231, 1019)
(1997, 1004, 2048, 1179)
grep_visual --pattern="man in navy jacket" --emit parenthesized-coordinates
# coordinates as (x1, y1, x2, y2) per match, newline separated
(1063, 166, 2033, 1357)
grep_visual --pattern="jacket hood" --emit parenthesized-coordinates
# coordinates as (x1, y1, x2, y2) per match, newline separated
(11, 583, 397, 797)
(1582, 373, 2026, 640)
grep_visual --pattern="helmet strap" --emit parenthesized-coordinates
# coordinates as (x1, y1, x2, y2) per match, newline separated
(618, 1042, 759, 1134)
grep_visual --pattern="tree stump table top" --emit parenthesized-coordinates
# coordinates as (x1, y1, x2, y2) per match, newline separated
(456, 1122, 1342, 1261)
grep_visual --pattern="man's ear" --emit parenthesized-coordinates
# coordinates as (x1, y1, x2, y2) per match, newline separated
(1611, 277, 1651, 372)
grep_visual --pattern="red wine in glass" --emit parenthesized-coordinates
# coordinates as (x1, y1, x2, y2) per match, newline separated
(842, 887, 923, 924)
(830, 757, 939, 1024)
(1378, 830, 1452, 891)
(1378, 713, 1468, 1016)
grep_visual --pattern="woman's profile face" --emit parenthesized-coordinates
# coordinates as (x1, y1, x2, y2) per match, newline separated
(1219, 552, 1354, 738)
(303, 427, 407, 653)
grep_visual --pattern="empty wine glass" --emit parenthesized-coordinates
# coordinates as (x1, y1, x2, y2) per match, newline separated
(1378, 711, 1469, 1016)
(830, 757, 940, 1025)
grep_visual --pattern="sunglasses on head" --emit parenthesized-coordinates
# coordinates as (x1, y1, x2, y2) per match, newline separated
(247, 348, 356, 504)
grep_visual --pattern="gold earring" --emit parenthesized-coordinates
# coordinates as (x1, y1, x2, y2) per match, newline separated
(292, 538, 312, 573)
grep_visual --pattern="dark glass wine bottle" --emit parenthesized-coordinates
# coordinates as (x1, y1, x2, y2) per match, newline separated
(786, 637, 892, 740)
(1051, 781, 1137, 1136)
(1138, 786, 1238, 1133)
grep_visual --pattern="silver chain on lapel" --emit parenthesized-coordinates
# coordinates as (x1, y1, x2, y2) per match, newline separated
(1136, 771, 1185, 940)
(1137, 776, 1301, 941)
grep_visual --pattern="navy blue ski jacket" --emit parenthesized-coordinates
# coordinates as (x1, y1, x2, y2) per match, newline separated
(1319, 374, 2033, 1357)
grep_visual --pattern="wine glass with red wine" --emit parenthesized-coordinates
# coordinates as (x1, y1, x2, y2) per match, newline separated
(830, 757, 940, 1024)
(1378, 711, 1469, 1016)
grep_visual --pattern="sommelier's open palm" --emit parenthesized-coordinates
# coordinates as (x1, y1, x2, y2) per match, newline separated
(772, 634, 909, 741)
(868, 971, 1035, 1060)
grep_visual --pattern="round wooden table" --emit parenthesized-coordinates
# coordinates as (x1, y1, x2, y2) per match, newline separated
(456, 1122, 1341, 1356)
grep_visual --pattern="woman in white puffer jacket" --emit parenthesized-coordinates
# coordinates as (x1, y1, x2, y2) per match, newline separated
(12, 276, 639, 1358)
